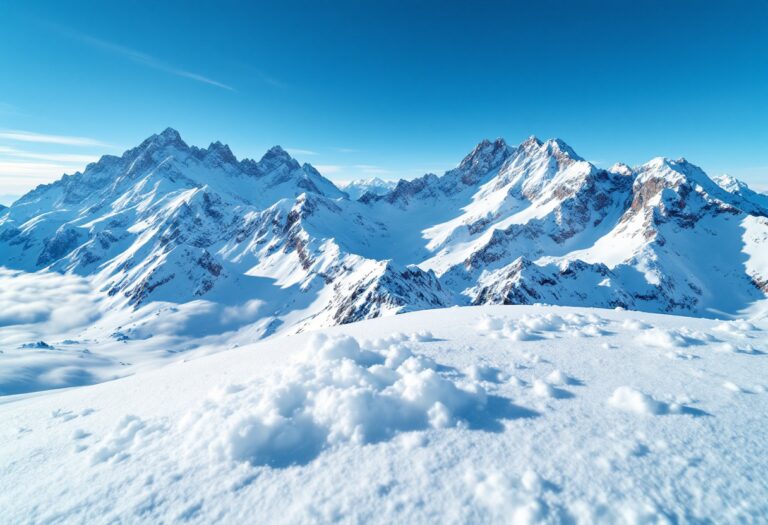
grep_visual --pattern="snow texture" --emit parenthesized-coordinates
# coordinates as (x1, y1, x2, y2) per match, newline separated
(1, 305, 767, 524)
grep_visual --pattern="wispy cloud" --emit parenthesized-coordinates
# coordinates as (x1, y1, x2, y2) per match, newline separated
(54, 26, 234, 92)
(286, 148, 318, 156)
(0, 161, 81, 194)
(0, 130, 110, 147)
(334, 147, 360, 154)
(0, 146, 99, 164)
(0, 160, 85, 176)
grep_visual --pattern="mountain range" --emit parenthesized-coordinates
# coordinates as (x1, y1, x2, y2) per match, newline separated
(1, 128, 766, 339)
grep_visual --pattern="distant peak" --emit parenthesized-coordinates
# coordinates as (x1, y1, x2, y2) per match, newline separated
(520, 135, 542, 148)
(206, 141, 237, 163)
(139, 127, 188, 150)
(159, 127, 182, 141)
(464, 137, 510, 161)
(262, 145, 292, 161)
(543, 138, 582, 161)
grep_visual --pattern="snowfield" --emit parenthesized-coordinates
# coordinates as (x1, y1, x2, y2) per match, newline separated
(2, 305, 767, 524)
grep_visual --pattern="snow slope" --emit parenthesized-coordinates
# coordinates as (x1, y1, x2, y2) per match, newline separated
(2, 305, 766, 524)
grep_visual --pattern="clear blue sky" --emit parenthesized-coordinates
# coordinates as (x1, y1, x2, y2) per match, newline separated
(1, 0, 766, 202)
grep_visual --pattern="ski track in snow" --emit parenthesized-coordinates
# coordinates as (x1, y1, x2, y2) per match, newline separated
(1, 305, 767, 524)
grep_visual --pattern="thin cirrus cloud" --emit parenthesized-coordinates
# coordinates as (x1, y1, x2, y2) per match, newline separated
(0, 130, 110, 147)
(0, 146, 100, 164)
(58, 26, 235, 92)
(0, 161, 82, 195)
(285, 148, 318, 156)
(0, 135, 106, 195)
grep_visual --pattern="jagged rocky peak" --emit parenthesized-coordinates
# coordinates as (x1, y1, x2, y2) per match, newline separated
(541, 138, 583, 162)
(512, 136, 584, 166)
(262, 145, 293, 162)
(519, 135, 543, 150)
(458, 138, 512, 172)
(202, 140, 238, 166)
(256, 145, 300, 172)
(139, 127, 188, 151)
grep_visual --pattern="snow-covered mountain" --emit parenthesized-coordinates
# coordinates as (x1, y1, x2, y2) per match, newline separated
(1, 128, 766, 348)
(340, 177, 398, 200)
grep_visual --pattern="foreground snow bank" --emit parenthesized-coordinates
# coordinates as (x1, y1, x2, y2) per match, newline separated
(1, 305, 767, 524)
(181, 333, 490, 467)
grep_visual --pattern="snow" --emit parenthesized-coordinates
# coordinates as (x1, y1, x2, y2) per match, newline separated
(339, 177, 398, 200)
(607, 386, 671, 416)
(2, 304, 767, 523)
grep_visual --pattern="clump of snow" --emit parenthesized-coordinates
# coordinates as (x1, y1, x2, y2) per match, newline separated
(365, 332, 410, 350)
(468, 364, 504, 383)
(716, 342, 764, 355)
(532, 379, 557, 398)
(180, 334, 490, 467)
(519, 313, 566, 332)
(464, 468, 555, 523)
(713, 320, 758, 335)
(477, 312, 607, 342)
(503, 324, 539, 341)
(476, 315, 504, 333)
(723, 381, 745, 393)
(607, 386, 677, 416)
(409, 330, 435, 342)
(91, 415, 163, 465)
(545, 369, 575, 386)
(622, 319, 652, 330)
(640, 328, 690, 349)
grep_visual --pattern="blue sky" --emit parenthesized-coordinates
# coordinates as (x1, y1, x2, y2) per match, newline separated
(1, 0, 766, 202)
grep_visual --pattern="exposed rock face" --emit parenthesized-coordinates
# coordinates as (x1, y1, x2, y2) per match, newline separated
(0, 128, 766, 340)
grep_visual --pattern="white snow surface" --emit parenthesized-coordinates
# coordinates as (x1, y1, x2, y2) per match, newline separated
(2, 305, 767, 524)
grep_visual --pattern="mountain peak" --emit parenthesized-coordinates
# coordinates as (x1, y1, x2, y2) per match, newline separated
(262, 145, 291, 160)
(206, 141, 237, 164)
(543, 138, 582, 161)
(137, 127, 188, 151)
(521, 135, 542, 148)
(459, 138, 512, 172)
(159, 127, 182, 141)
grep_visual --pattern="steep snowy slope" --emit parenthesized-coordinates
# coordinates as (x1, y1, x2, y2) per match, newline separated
(359, 138, 768, 316)
(0, 129, 447, 336)
(2, 306, 766, 524)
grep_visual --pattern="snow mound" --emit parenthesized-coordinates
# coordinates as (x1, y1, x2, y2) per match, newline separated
(640, 328, 692, 349)
(713, 320, 759, 336)
(621, 319, 652, 330)
(476, 312, 607, 341)
(608, 386, 693, 416)
(180, 334, 490, 467)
